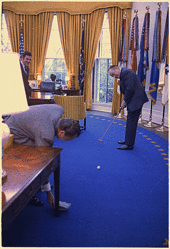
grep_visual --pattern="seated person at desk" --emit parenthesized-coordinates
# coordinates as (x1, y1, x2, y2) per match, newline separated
(3, 104, 81, 209)
(50, 74, 56, 82)
(50, 74, 62, 91)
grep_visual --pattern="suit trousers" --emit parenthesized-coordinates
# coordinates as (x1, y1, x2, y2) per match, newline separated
(125, 108, 142, 146)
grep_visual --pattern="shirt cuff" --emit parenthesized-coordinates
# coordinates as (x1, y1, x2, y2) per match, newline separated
(41, 182, 51, 192)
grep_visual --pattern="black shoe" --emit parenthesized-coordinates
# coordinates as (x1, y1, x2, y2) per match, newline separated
(117, 144, 133, 150)
(28, 196, 44, 207)
(118, 140, 125, 144)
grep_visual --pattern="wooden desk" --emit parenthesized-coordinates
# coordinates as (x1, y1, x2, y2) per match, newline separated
(2, 144, 62, 230)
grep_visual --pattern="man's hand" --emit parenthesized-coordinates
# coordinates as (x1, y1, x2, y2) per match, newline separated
(121, 100, 127, 109)
(46, 191, 55, 208)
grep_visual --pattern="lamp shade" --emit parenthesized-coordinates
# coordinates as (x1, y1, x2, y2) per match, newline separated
(1, 52, 29, 115)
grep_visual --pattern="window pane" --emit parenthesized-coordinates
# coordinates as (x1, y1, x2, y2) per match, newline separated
(98, 12, 111, 58)
(94, 59, 112, 103)
(46, 16, 64, 59)
(44, 15, 67, 81)
(1, 14, 12, 52)
(44, 59, 68, 81)
(93, 12, 113, 104)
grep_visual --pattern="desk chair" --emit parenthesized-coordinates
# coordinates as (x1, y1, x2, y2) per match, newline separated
(53, 95, 86, 130)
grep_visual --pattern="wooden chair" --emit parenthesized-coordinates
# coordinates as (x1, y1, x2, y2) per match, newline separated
(53, 95, 86, 130)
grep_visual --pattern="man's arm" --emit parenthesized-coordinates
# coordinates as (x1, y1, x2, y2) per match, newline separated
(122, 73, 135, 105)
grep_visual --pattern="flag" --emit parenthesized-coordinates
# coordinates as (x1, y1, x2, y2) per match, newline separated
(161, 62, 169, 106)
(129, 13, 139, 73)
(158, 9, 169, 106)
(19, 27, 24, 57)
(78, 23, 85, 95)
(148, 7, 161, 105)
(118, 15, 129, 68)
(137, 10, 150, 87)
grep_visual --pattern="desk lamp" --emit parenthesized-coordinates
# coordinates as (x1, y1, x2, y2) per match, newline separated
(1, 52, 29, 186)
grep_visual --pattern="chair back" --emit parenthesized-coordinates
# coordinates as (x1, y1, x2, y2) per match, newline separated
(53, 95, 86, 121)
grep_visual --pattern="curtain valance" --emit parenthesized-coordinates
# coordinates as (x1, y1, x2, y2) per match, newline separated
(2, 1, 132, 15)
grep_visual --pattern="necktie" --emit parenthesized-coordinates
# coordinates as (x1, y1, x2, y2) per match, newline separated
(24, 65, 28, 75)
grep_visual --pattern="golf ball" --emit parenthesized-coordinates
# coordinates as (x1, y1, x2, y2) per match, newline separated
(97, 166, 100, 169)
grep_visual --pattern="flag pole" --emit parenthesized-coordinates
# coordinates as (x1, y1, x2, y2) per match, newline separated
(156, 8, 169, 132)
(138, 6, 150, 124)
(117, 11, 129, 119)
(78, 19, 85, 95)
(156, 105, 168, 132)
(19, 17, 24, 58)
(144, 101, 157, 128)
(145, 3, 162, 128)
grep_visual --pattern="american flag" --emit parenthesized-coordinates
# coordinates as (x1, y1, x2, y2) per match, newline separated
(158, 9, 169, 106)
(137, 10, 150, 87)
(78, 23, 85, 95)
(19, 27, 24, 57)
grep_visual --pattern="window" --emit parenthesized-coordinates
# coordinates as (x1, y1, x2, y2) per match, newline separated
(92, 11, 113, 103)
(1, 11, 113, 103)
(43, 14, 68, 82)
(1, 13, 12, 52)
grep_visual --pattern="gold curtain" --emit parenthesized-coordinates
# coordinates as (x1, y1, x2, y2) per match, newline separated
(57, 12, 82, 89)
(3, 10, 54, 80)
(57, 9, 105, 109)
(108, 7, 131, 114)
(83, 9, 105, 109)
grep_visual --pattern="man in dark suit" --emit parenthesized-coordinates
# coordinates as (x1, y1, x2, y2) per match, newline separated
(20, 51, 32, 101)
(108, 65, 149, 150)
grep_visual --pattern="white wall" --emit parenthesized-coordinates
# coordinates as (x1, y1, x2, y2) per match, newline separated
(127, 2, 169, 91)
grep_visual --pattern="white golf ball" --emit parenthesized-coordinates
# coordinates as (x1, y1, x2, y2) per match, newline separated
(97, 166, 100, 169)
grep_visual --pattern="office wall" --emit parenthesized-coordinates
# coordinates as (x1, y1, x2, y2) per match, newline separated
(127, 2, 169, 91)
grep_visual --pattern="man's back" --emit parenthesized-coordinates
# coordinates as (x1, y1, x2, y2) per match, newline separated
(5, 104, 64, 147)
(120, 68, 148, 111)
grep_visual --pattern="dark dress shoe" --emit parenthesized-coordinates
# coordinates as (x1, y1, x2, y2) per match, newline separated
(117, 144, 133, 150)
(28, 196, 44, 207)
(118, 140, 125, 144)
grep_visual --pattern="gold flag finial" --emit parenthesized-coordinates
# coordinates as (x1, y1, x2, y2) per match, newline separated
(81, 19, 85, 28)
(19, 19, 24, 27)
(134, 9, 138, 16)
(146, 6, 150, 12)
(157, 3, 161, 9)
(124, 12, 127, 19)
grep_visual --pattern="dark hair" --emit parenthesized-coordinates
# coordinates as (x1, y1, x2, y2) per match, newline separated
(50, 74, 56, 81)
(108, 65, 118, 71)
(59, 119, 81, 138)
(22, 51, 32, 58)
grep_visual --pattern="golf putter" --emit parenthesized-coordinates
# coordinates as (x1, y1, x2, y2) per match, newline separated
(98, 107, 123, 143)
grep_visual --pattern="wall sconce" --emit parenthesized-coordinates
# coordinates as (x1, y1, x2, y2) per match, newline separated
(37, 74, 42, 81)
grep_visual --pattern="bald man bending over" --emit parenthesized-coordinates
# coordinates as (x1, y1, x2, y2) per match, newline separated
(4, 104, 81, 209)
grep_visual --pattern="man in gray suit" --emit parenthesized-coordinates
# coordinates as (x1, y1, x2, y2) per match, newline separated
(108, 65, 148, 150)
(4, 104, 81, 208)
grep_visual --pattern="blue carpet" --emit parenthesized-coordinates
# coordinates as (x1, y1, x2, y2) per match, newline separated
(2, 114, 169, 247)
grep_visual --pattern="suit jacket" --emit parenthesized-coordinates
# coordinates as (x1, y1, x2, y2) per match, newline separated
(20, 62, 32, 100)
(120, 68, 149, 111)
(5, 104, 64, 147)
